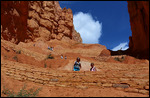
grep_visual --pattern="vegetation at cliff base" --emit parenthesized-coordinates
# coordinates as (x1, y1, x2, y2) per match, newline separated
(2, 85, 41, 97)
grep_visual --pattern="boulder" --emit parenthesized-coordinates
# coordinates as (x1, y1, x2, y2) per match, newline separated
(99, 49, 111, 57)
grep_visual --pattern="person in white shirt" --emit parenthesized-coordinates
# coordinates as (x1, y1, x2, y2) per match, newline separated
(90, 63, 97, 71)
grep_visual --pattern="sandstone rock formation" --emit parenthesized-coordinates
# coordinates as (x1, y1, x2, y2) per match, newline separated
(72, 26, 82, 43)
(1, 1, 29, 44)
(1, 1, 82, 44)
(127, 1, 149, 59)
(1, 1, 149, 60)
(99, 49, 111, 57)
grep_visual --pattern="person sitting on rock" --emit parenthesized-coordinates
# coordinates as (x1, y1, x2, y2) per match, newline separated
(61, 54, 63, 59)
(51, 47, 53, 51)
(65, 56, 67, 59)
(48, 46, 53, 51)
(73, 57, 81, 71)
(90, 63, 97, 71)
(48, 46, 50, 50)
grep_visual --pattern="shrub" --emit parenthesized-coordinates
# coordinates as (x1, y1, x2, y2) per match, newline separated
(114, 57, 120, 61)
(114, 56, 125, 62)
(121, 56, 125, 60)
(2, 86, 15, 97)
(47, 54, 54, 59)
(2, 85, 41, 97)
(16, 50, 21, 54)
(13, 56, 18, 62)
(44, 63, 47, 68)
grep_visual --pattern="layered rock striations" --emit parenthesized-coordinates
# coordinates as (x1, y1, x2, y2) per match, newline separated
(127, 1, 149, 59)
(1, 1, 82, 44)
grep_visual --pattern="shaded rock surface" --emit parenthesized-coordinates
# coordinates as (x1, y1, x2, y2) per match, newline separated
(127, 1, 149, 59)
(1, 1, 29, 44)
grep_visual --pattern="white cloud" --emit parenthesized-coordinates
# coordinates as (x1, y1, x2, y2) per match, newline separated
(112, 42, 129, 51)
(73, 12, 102, 44)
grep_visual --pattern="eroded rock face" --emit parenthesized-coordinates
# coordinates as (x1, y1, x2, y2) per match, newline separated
(127, 1, 149, 59)
(27, 1, 82, 42)
(72, 26, 82, 43)
(1, 1, 29, 44)
(1, 1, 82, 44)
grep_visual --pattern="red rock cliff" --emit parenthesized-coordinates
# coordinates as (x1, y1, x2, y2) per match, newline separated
(1, 1, 82, 43)
(1, 1, 29, 44)
(127, 1, 149, 59)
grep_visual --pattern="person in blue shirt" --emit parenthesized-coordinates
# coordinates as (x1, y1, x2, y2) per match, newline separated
(73, 57, 81, 71)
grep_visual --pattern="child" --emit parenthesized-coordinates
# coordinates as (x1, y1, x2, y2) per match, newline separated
(73, 57, 81, 71)
(61, 54, 63, 59)
(90, 63, 97, 71)
(51, 47, 53, 51)
(48, 46, 50, 50)
(65, 56, 67, 59)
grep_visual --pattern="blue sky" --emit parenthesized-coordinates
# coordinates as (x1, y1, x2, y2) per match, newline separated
(59, 1, 132, 51)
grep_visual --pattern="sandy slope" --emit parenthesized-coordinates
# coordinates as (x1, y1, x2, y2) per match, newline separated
(1, 39, 149, 97)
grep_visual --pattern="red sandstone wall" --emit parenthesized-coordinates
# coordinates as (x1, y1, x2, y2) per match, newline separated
(128, 1, 149, 59)
(1, 1, 29, 44)
(1, 1, 82, 43)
